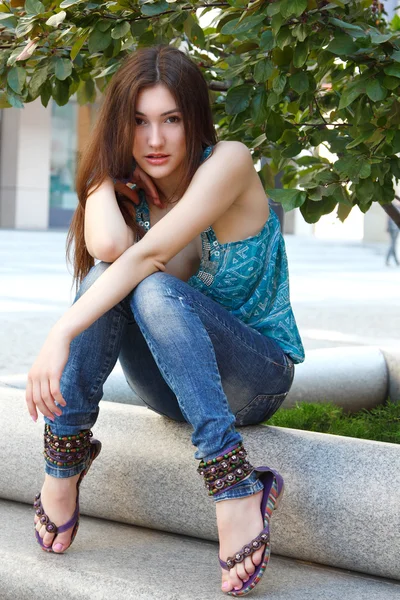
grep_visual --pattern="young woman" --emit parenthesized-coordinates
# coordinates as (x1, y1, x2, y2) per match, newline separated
(27, 44, 304, 596)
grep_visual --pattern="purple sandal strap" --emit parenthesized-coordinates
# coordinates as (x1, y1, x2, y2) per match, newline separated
(219, 524, 270, 571)
(57, 501, 80, 533)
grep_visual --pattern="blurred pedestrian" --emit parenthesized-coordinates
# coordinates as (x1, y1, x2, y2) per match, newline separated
(386, 204, 400, 267)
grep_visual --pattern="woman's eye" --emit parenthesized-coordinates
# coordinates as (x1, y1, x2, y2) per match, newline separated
(135, 116, 180, 125)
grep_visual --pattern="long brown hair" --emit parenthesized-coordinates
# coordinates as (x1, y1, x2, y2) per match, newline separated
(66, 44, 217, 286)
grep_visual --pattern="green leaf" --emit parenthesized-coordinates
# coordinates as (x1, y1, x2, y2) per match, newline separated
(326, 33, 358, 56)
(88, 27, 112, 53)
(337, 203, 352, 223)
(265, 111, 285, 142)
(29, 65, 49, 95)
(112, 21, 130, 39)
(293, 41, 308, 68)
(138, 29, 154, 47)
(60, 0, 83, 7)
(251, 133, 266, 148)
(260, 30, 274, 51)
(370, 32, 393, 44)
(54, 57, 73, 81)
(254, 60, 274, 83)
(328, 17, 365, 36)
(273, 73, 287, 95)
(77, 78, 96, 105)
(359, 160, 371, 179)
(7, 88, 24, 109)
(140, 1, 171, 16)
(276, 26, 292, 50)
(292, 23, 307, 42)
(0, 14, 18, 29)
(131, 20, 148, 37)
(7, 66, 26, 94)
(383, 75, 399, 90)
(25, 0, 45, 15)
(190, 22, 205, 48)
(281, 142, 303, 158)
(225, 84, 253, 115)
(391, 50, 400, 62)
(345, 130, 374, 150)
(366, 79, 387, 102)
(40, 80, 52, 107)
(289, 71, 309, 94)
(338, 86, 362, 110)
(46, 11, 66, 27)
(384, 63, 400, 78)
(221, 14, 265, 35)
(266, 188, 306, 211)
(251, 88, 268, 125)
(281, 0, 307, 18)
(300, 196, 337, 223)
(271, 13, 283, 36)
(52, 78, 70, 106)
(70, 30, 89, 60)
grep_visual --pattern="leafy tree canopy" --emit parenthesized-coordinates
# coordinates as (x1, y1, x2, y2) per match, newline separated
(1, 0, 400, 225)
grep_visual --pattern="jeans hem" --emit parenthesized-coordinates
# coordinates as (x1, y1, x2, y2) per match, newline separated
(44, 460, 87, 479)
(212, 476, 264, 502)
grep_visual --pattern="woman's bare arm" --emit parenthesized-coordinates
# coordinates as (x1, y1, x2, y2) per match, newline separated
(84, 177, 135, 262)
(26, 141, 254, 420)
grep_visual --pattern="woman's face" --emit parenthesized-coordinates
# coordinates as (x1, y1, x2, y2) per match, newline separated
(132, 83, 186, 188)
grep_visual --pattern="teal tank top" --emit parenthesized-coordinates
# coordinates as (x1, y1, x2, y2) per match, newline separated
(135, 145, 305, 364)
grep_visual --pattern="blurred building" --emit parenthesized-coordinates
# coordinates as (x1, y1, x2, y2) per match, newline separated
(0, 81, 394, 241)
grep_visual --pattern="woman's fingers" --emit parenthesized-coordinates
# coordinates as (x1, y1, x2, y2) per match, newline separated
(40, 379, 62, 417)
(32, 378, 55, 421)
(25, 377, 37, 422)
(50, 378, 67, 408)
(114, 181, 140, 205)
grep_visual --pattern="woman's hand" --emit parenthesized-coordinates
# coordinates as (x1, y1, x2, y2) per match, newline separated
(114, 162, 164, 208)
(26, 326, 70, 422)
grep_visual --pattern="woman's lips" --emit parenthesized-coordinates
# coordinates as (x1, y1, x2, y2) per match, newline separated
(145, 156, 170, 165)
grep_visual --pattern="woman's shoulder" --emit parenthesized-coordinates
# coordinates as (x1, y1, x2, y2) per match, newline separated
(200, 141, 252, 171)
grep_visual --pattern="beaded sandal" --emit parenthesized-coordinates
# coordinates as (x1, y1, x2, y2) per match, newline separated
(33, 425, 102, 553)
(198, 443, 284, 597)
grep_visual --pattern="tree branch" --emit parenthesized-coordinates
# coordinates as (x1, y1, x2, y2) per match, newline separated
(383, 200, 400, 229)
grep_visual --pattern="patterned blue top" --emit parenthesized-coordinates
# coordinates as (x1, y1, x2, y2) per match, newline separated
(135, 145, 305, 363)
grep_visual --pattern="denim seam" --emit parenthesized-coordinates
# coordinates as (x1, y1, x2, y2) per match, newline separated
(87, 311, 123, 403)
(172, 284, 288, 369)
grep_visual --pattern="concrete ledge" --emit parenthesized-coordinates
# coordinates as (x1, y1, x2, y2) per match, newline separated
(0, 345, 393, 411)
(1, 500, 399, 600)
(284, 346, 388, 411)
(1, 388, 399, 581)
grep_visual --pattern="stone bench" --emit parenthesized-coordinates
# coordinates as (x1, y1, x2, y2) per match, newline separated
(1, 388, 399, 588)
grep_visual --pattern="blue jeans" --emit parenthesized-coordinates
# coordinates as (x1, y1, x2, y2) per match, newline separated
(44, 263, 295, 501)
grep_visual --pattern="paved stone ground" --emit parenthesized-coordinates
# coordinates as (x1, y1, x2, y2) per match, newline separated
(0, 228, 399, 377)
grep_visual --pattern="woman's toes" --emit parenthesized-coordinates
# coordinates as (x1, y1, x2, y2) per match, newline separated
(236, 562, 249, 582)
(39, 524, 48, 539)
(221, 576, 232, 592)
(229, 567, 244, 590)
(35, 520, 42, 533)
(42, 531, 56, 547)
(252, 545, 264, 566)
(244, 556, 255, 575)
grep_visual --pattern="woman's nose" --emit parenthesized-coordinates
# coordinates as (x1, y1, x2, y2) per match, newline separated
(148, 125, 164, 147)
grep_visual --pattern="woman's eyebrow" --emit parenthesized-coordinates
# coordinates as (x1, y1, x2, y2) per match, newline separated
(135, 109, 182, 116)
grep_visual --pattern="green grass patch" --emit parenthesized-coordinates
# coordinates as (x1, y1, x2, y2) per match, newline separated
(264, 400, 400, 444)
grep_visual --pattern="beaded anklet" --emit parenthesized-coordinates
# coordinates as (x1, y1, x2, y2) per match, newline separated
(43, 424, 93, 468)
(197, 442, 254, 497)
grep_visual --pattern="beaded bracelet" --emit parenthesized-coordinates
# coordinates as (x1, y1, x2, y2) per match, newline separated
(44, 424, 92, 468)
(197, 442, 255, 497)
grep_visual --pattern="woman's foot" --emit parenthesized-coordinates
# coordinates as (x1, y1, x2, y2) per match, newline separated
(216, 490, 264, 593)
(34, 473, 81, 552)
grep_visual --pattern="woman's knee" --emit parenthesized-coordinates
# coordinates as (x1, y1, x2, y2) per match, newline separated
(75, 262, 111, 300)
(131, 272, 179, 312)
